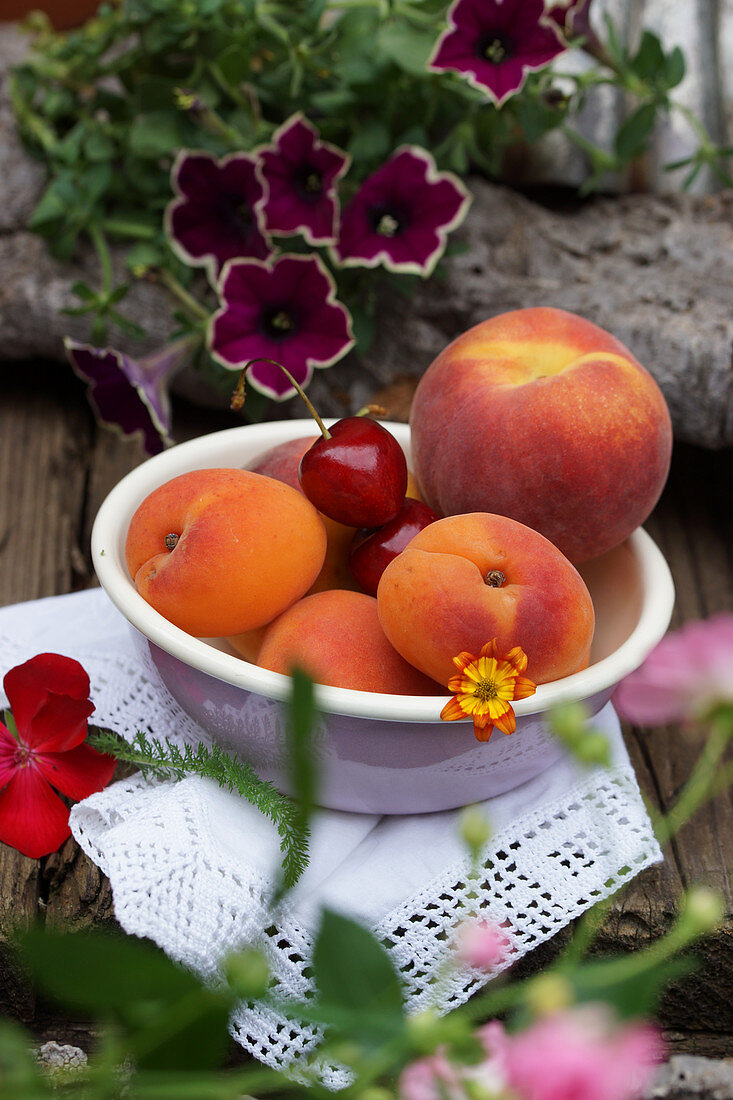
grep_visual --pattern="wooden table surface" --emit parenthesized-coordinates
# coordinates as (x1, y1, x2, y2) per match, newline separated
(1, 359, 732, 1056)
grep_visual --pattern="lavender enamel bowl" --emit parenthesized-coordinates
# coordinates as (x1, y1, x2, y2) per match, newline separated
(91, 420, 675, 815)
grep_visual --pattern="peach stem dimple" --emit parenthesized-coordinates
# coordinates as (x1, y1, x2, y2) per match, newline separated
(164, 533, 179, 551)
(484, 569, 506, 587)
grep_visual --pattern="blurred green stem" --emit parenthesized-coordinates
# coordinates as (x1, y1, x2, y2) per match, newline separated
(654, 709, 733, 846)
(89, 223, 113, 296)
(158, 269, 211, 322)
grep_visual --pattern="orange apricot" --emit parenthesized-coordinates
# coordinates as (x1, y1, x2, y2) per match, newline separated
(125, 467, 327, 637)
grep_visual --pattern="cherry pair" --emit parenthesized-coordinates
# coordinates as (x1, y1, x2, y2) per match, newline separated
(231, 360, 438, 593)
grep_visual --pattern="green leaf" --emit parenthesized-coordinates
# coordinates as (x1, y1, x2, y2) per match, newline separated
(134, 74, 183, 112)
(215, 44, 251, 87)
(128, 110, 187, 157)
(348, 120, 391, 162)
(376, 20, 437, 75)
(615, 101, 656, 161)
(630, 30, 667, 83)
(664, 46, 685, 90)
(349, 304, 376, 353)
(85, 127, 117, 161)
(18, 926, 200, 1012)
(85, 161, 114, 202)
(516, 92, 566, 144)
(28, 179, 71, 229)
(70, 279, 97, 301)
(0, 1019, 47, 1099)
(17, 926, 233, 1071)
(571, 954, 697, 1020)
(310, 88, 357, 114)
(125, 240, 166, 271)
(312, 909, 405, 1044)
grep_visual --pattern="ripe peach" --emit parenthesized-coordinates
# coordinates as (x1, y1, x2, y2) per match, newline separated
(257, 589, 442, 694)
(246, 435, 424, 596)
(409, 307, 673, 563)
(125, 468, 327, 637)
(376, 512, 595, 687)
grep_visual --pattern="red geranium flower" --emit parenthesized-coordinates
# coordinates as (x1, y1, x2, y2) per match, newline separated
(0, 654, 115, 859)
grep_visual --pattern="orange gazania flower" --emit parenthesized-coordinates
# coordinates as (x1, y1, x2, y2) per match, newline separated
(440, 639, 537, 742)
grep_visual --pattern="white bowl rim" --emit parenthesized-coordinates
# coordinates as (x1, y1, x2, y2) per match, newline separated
(92, 419, 676, 724)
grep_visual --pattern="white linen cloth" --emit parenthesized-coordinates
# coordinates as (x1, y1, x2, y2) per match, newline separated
(0, 588, 662, 1086)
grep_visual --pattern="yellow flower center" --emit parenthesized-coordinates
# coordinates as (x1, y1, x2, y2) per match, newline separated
(485, 37, 507, 63)
(271, 310, 294, 332)
(377, 213, 400, 237)
(473, 678, 499, 702)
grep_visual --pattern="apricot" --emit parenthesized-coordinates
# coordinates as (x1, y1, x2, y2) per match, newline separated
(256, 589, 442, 694)
(377, 512, 595, 687)
(125, 468, 327, 637)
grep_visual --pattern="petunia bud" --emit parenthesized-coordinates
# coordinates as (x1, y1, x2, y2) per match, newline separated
(224, 948, 270, 999)
(679, 886, 725, 936)
(459, 805, 491, 858)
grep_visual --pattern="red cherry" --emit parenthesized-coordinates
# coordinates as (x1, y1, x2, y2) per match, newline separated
(349, 497, 439, 596)
(299, 417, 408, 527)
(231, 358, 409, 529)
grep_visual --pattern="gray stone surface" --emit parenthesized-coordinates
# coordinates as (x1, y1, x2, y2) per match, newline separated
(1, 28, 732, 448)
(348, 180, 733, 450)
(647, 1055, 733, 1099)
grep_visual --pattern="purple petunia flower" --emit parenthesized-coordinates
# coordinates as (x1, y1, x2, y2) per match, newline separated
(331, 146, 471, 276)
(65, 335, 197, 454)
(165, 150, 273, 279)
(547, 0, 595, 43)
(258, 113, 350, 246)
(428, 0, 566, 106)
(209, 254, 355, 400)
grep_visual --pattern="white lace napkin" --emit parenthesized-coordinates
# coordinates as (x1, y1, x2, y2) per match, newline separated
(0, 589, 662, 1086)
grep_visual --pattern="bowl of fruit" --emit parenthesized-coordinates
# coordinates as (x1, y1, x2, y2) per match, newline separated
(92, 310, 676, 814)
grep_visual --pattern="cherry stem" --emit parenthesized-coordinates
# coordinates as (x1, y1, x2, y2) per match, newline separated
(231, 359, 331, 439)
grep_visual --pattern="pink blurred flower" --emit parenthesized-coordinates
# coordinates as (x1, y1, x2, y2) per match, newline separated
(399, 1048, 505, 1100)
(399, 1052, 465, 1100)
(614, 614, 733, 726)
(457, 918, 513, 970)
(480, 1006, 663, 1100)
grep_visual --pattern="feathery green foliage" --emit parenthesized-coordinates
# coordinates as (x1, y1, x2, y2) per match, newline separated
(87, 727, 310, 890)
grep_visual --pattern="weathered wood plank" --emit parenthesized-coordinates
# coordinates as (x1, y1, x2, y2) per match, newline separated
(0, 363, 91, 604)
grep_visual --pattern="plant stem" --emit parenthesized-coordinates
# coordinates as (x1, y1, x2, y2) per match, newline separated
(89, 222, 113, 295)
(158, 269, 211, 322)
(231, 359, 331, 438)
(654, 711, 733, 846)
(102, 217, 158, 240)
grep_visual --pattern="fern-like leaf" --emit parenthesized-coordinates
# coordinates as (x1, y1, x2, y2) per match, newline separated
(88, 728, 310, 889)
